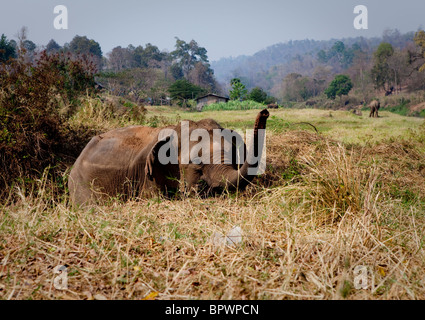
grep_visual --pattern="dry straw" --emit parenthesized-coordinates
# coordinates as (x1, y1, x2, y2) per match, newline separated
(1, 128, 424, 300)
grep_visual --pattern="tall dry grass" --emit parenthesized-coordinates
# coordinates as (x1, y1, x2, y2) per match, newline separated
(1, 130, 424, 300)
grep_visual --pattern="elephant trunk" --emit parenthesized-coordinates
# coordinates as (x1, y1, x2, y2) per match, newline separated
(219, 109, 269, 190)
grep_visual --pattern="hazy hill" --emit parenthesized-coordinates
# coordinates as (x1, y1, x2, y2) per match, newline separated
(211, 31, 415, 93)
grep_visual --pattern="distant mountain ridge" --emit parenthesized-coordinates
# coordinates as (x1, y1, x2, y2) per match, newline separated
(211, 31, 415, 92)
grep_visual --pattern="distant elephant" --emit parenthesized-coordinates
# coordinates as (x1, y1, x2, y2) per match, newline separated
(68, 109, 270, 205)
(369, 100, 380, 118)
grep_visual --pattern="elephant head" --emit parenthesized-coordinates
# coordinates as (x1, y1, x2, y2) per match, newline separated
(144, 109, 270, 195)
(69, 109, 269, 205)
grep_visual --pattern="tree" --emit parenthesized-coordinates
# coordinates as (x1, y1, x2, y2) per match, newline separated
(133, 44, 165, 68)
(404, 31, 425, 90)
(371, 42, 394, 91)
(317, 41, 355, 70)
(11, 27, 37, 64)
(330, 41, 346, 63)
(187, 61, 218, 92)
(281, 73, 318, 102)
(248, 87, 268, 103)
(171, 38, 208, 76)
(325, 75, 353, 103)
(282, 73, 302, 101)
(46, 39, 61, 53)
(229, 78, 248, 101)
(346, 47, 372, 101)
(317, 50, 328, 64)
(22, 40, 36, 52)
(168, 79, 206, 106)
(68, 35, 102, 57)
(382, 28, 408, 49)
(170, 38, 217, 92)
(170, 64, 184, 80)
(387, 48, 410, 94)
(312, 66, 332, 95)
(414, 30, 425, 72)
(0, 34, 16, 63)
(68, 35, 103, 70)
(107, 46, 135, 71)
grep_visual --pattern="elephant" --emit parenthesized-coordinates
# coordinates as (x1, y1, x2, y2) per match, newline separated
(369, 100, 380, 118)
(68, 109, 270, 205)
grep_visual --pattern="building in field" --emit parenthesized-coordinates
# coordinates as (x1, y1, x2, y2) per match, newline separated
(195, 93, 229, 111)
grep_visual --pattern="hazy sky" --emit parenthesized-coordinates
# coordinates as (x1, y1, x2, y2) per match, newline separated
(1, 0, 424, 61)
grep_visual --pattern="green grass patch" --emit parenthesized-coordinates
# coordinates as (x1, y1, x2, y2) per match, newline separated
(201, 100, 265, 111)
(386, 100, 410, 116)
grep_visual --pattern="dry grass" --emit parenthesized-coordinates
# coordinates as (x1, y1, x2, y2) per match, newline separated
(1, 122, 425, 300)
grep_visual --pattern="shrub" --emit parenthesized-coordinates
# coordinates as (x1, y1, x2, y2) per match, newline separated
(325, 75, 353, 101)
(201, 100, 265, 111)
(0, 50, 97, 198)
(386, 98, 410, 116)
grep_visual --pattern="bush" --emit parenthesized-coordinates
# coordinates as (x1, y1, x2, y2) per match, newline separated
(325, 74, 353, 102)
(386, 101, 410, 116)
(0, 50, 97, 198)
(201, 100, 265, 111)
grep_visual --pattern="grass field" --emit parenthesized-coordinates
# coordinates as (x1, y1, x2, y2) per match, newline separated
(143, 105, 424, 146)
(1, 101, 425, 300)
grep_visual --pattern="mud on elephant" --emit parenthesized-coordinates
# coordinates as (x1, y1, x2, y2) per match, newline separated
(68, 109, 270, 205)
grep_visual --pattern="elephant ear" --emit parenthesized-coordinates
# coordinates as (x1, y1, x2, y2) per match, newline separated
(145, 134, 178, 181)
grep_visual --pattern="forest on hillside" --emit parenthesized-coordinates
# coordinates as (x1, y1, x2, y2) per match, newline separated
(213, 29, 425, 107)
(1, 28, 425, 111)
